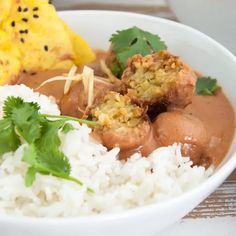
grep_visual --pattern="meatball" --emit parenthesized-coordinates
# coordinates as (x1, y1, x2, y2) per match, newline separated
(153, 111, 208, 165)
(140, 126, 160, 157)
(122, 51, 197, 108)
(60, 77, 120, 118)
(91, 92, 151, 152)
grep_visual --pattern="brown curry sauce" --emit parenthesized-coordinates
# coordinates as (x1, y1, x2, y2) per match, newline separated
(16, 51, 235, 167)
(184, 92, 235, 166)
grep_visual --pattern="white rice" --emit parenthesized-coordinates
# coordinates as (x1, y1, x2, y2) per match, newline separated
(0, 84, 60, 117)
(0, 85, 213, 218)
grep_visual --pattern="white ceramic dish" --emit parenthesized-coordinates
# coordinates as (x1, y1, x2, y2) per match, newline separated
(167, 0, 236, 54)
(0, 10, 236, 236)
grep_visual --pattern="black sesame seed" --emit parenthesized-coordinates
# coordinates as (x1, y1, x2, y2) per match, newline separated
(48, 0, 52, 4)
(31, 72, 37, 76)
(11, 21, 15, 27)
(23, 7, 28, 12)
(20, 38, 25, 43)
(33, 7, 39, 11)
(44, 45, 49, 52)
(22, 18, 28, 22)
(33, 14, 39, 18)
(19, 29, 29, 34)
(18, 6, 22, 12)
(23, 69, 27, 73)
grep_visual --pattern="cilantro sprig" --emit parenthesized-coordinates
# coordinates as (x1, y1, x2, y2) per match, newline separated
(196, 76, 220, 96)
(0, 118, 20, 156)
(109, 26, 167, 78)
(0, 96, 96, 192)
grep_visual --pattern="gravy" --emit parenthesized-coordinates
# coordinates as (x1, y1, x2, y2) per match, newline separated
(16, 52, 235, 167)
(184, 91, 235, 165)
(17, 50, 108, 103)
(17, 70, 66, 104)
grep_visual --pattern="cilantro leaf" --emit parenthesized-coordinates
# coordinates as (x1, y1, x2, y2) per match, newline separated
(22, 122, 73, 187)
(109, 26, 167, 77)
(3, 96, 24, 118)
(0, 118, 21, 156)
(110, 27, 167, 55)
(25, 167, 37, 187)
(22, 143, 39, 166)
(11, 102, 42, 143)
(62, 123, 75, 134)
(22, 143, 81, 187)
(196, 77, 220, 96)
(36, 146, 71, 176)
(34, 120, 71, 174)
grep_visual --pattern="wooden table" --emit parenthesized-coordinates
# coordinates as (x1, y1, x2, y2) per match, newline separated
(54, 0, 236, 226)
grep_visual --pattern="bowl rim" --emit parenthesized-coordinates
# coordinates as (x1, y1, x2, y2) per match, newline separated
(0, 10, 235, 224)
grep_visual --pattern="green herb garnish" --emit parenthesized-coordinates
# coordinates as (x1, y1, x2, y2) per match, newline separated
(109, 26, 167, 78)
(196, 76, 220, 95)
(0, 96, 96, 191)
(0, 118, 20, 156)
(62, 123, 75, 134)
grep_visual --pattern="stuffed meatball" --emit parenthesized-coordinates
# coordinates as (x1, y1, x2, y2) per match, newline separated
(91, 92, 151, 154)
(122, 51, 197, 108)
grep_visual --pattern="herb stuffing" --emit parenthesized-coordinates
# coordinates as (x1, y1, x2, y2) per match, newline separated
(0, 96, 96, 192)
(196, 76, 220, 96)
(108, 26, 167, 78)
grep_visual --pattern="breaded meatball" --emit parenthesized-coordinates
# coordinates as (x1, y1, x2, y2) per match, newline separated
(91, 92, 151, 151)
(153, 111, 209, 165)
(122, 51, 196, 107)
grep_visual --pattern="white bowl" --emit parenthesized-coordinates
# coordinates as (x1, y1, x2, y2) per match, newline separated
(1, 10, 236, 236)
(167, 0, 236, 54)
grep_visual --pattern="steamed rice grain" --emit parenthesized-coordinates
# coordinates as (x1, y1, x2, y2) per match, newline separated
(0, 85, 213, 217)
